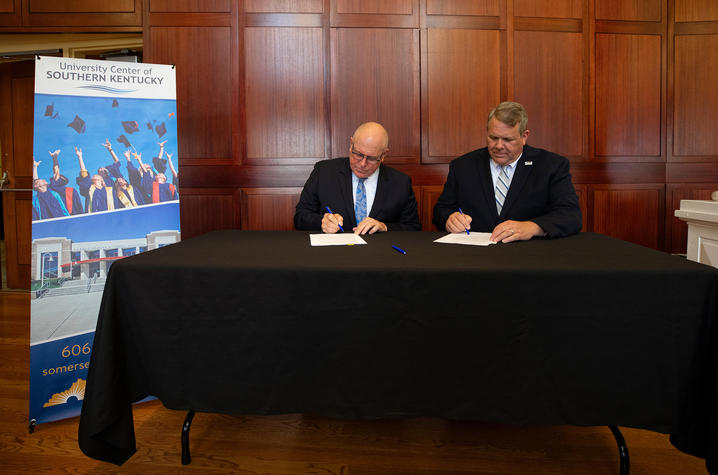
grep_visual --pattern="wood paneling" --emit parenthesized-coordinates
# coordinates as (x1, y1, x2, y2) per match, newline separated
(514, 0, 581, 19)
(331, 0, 418, 27)
(591, 184, 665, 249)
(0, 0, 19, 26)
(0, 0, 15, 12)
(425, 28, 500, 162)
(240, 187, 302, 230)
(426, 0, 499, 17)
(675, 0, 718, 22)
(149, 27, 232, 161)
(178, 188, 240, 239)
(0, 62, 33, 289)
(24, 0, 141, 26)
(331, 28, 420, 163)
(514, 31, 583, 158)
(420, 185, 443, 231)
(245, 27, 325, 161)
(336, 0, 413, 15)
(595, 34, 661, 158)
(244, 0, 323, 13)
(667, 184, 718, 253)
(29, 0, 134, 12)
(673, 34, 718, 158)
(150, 0, 231, 13)
(595, 0, 662, 22)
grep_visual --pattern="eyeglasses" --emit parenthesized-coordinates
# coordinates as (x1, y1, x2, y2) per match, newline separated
(350, 144, 385, 164)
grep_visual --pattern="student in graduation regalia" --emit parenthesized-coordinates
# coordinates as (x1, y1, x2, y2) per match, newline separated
(113, 177, 144, 208)
(136, 145, 179, 203)
(32, 158, 69, 220)
(45, 150, 84, 216)
(74, 146, 116, 213)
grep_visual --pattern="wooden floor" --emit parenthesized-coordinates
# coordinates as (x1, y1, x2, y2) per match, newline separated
(0, 290, 708, 474)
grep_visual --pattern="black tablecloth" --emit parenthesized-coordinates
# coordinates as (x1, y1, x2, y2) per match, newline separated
(78, 231, 718, 470)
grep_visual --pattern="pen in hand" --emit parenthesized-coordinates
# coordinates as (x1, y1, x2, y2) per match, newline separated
(458, 208, 470, 235)
(324, 206, 344, 232)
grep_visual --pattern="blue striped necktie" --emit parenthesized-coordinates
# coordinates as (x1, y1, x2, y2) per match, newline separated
(495, 165, 510, 214)
(355, 178, 367, 223)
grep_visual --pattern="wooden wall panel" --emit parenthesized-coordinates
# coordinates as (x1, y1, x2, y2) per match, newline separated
(240, 188, 302, 230)
(0, 0, 15, 12)
(336, 0, 413, 15)
(425, 28, 500, 162)
(150, 0, 231, 13)
(675, 0, 718, 22)
(591, 184, 664, 249)
(244, 0, 323, 13)
(514, 0, 581, 18)
(331, 0, 418, 27)
(673, 34, 718, 158)
(420, 185, 443, 231)
(426, 0, 499, 16)
(331, 28, 420, 163)
(28, 0, 134, 12)
(245, 27, 325, 162)
(667, 185, 718, 253)
(595, 0, 662, 22)
(149, 27, 232, 161)
(595, 34, 661, 158)
(24, 0, 142, 26)
(179, 188, 240, 239)
(0, 0, 19, 26)
(514, 31, 583, 159)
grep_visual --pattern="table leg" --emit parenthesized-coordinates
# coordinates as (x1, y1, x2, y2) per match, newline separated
(181, 410, 196, 465)
(608, 425, 630, 474)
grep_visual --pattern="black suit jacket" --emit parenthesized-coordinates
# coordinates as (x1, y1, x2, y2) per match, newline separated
(294, 157, 421, 231)
(433, 145, 582, 238)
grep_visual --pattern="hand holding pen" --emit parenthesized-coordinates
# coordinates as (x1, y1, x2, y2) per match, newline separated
(446, 208, 472, 234)
(322, 206, 345, 233)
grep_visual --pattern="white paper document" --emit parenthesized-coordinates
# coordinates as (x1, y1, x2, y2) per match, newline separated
(433, 232, 496, 246)
(310, 233, 367, 246)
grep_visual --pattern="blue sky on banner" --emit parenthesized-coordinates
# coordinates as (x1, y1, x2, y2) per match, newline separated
(32, 94, 178, 186)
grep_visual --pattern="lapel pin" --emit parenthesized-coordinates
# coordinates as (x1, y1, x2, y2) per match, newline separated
(524, 161, 533, 165)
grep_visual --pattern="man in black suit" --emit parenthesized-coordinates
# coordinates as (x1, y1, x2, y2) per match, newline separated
(294, 122, 421, 234)
(433, 101, 582, 242)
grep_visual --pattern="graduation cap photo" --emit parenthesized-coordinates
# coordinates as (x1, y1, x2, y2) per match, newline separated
(67, 115, 86, 134)
(112, 99, 119, 108)
(44, 104, 54, 116)
(116, 135, 131, 148)
(155, 122, 167, 138)
(121, 120, 140, 134)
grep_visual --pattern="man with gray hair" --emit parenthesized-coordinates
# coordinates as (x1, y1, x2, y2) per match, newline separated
(433, 101, 582, 242)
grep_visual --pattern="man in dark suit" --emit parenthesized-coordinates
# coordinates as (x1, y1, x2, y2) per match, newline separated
(294, 122, 421, 234)
(433, 101, 582, 242)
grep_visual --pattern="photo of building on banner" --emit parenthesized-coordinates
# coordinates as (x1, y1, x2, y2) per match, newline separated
(29, 56, 181, 426)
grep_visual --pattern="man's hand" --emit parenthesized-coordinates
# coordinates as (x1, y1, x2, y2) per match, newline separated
(354, 217, 387, 235)
(74, 146, 82, 158)
(101, 139, 112, 150)
(446, 211, 472, 233)
(321, 212, 344, 233)
(48, 149, 60, 159)
(490, 220, 544, 243)
(124, 150, 131, 160)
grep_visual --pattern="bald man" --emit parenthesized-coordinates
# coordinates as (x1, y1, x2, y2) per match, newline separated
(294, 122, 420, 234)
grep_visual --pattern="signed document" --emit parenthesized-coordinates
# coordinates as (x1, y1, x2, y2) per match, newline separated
(310, 233, 367, 246)
(434, 232, 496, 246)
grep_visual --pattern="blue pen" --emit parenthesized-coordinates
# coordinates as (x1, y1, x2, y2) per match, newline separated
(392, 245, 407, 255)
(458, 208, 470, 235)
(324, 206, 344, 232)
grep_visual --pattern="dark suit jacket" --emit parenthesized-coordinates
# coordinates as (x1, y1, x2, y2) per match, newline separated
(294, 157, 421, 231)
(433, 145, 582, 238)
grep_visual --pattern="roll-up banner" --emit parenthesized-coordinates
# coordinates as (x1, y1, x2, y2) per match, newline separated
(29, 56, 181, 426)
